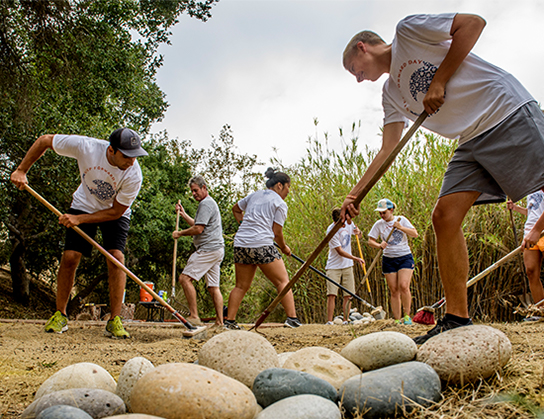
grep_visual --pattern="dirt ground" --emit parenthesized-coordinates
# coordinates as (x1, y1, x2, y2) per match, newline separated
(1, 268, 544, 418)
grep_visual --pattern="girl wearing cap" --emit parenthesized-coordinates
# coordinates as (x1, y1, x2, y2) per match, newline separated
(368, 199, 418, 324)
(225, 168, 301, 330)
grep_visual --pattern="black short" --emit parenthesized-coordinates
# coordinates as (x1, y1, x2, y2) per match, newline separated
(64, 209, 130, 257)
(234, 245, 282, 265)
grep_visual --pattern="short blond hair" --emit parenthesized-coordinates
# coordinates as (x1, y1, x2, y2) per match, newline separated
(342, 30, 385, 68)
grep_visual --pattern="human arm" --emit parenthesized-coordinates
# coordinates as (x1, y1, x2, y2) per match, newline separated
(59, 199, 129, 228)
(172, 224, 205, 239)
(368, 236, 387, 250)
(232, 203, 244, 224)
(507, 200, 528, 216)
(175, 202, 195, 226)
(340, 122, 405, 221)
(393, 219, 418, 238)
(333, 246, 365, 267)
(10, 135, 55, 190)
(273, 222, 291, 256)
(423, 14, 486, 115)
(353, 225, 363, 238)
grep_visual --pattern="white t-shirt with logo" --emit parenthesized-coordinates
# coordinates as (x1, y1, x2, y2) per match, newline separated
(525, 191, 544, 237)
(368, 216, 415, 258)
(325, 222, 355, 270)
(233, 189, 288, 248)
(52, 134, 143, 219)
(383, 13, 534, 145)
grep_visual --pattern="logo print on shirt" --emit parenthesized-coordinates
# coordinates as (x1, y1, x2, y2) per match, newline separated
(340, 231, 351, 249)
(388, 229, 404, 246)
(83, 174, 116, 201)
(528, 192, 544, 211)
(409, 61, 438, 102)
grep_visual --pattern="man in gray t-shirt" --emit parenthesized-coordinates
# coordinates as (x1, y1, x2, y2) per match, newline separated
(172, 176, 224, 325)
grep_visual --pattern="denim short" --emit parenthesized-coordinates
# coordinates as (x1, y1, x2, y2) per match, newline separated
(382, 253, 414, 274)
(64, 209, 130, 257)
(234, 245, 282, 265)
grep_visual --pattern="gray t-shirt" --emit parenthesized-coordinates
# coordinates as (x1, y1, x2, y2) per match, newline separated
(193, 196, 224, 251)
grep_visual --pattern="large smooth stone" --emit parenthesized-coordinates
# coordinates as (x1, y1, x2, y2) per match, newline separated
(116, 357, 155, 412)
(103, 416, 165, 418)
(417, 325, 512, 385)
(282, 346, 360, 390)
(277, 352, 294, 367)
(253, 368, 337, 408)
(341, 331, 417, 371)
(35, 362, 116, 399)
(130, 363, 258, 419)
(36, 405, 93, 419)
(198, 330, 279, 388)
(256, 394, 341, 419)
(22, 388, 125, 419)
(339, 361, 441, 418)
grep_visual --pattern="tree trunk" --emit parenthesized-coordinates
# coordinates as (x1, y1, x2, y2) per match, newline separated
(9, 238, 30, 305)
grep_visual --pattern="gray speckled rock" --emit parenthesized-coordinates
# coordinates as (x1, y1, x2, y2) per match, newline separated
(417, 325, 512, 385)
(282, 346, 360, 390)
(36, 405, 93, 419)
(103, 415, 166, 419)
(341, 331, 417, 371)
(339, 361, 441, 419)
(116, 357, 155, 412)
(35, 363, 116, 399)
(22, 388, 125, 419)
(256, 394, 341, 419)
(198, 330, 279, 389)
(253, 368, 337, 408)
(130, 363, 258, 419)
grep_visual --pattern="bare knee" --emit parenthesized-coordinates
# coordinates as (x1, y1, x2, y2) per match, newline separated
(60, 251, 81, 271)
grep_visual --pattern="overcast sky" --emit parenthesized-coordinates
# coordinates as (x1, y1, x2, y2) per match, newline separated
(150, 0, 544, 168)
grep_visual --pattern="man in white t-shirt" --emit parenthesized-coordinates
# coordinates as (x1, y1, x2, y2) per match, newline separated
(341, 13, 544, 344)
(325, 208, 365, 325)
(11, 128, 147, 338)
(173, 176, 224, 326)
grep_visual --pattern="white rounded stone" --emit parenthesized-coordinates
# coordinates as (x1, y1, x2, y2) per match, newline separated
(198, 330, 279, 389)
(116, 357, 155, 412)
(35, 362, 116, 400)
(130, 363, 258, 419)
(341, 331, 417, 371)
(282, 346, 360, 390)
(256, 394, 341, 419)
(278, 352, 294, 367)
(417, 325, 512, 385)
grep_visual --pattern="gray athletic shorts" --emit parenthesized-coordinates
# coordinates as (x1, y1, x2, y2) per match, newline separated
(440, 101, 544, 205)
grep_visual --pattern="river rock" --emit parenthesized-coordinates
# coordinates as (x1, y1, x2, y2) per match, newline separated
(36, 405, 93, 419)
(278, 352, 294, 367)
(253, 368, 337, 407)
(341, 331, 417, 371)
(116, 357, 155, 411)
(35, 362, 116, 399)
(339, 361, 441, 418)
(256, 394, 341, 419)
(198, 330, 279, 388)
(103, 415, 166, 418)
(416, 325, 512, 385)
(22, 388, 125, 419)
(282, 346, 360, 389)
(130, 363, 258, 419)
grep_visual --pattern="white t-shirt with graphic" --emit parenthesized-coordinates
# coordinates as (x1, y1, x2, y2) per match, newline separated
(233, 189, 288, 248)
(325, 222, 355, 270)
(525, 191, 544, 237)
(383, 13, 534, 145)
(368, 216, 415, 258)
(52, 134, 143, 219)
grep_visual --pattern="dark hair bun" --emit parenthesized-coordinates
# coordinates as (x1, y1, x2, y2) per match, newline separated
(265, 167, 276, 179)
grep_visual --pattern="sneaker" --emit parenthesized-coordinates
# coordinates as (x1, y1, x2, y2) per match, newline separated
(224, 319, 241, 330)
(413, 316, 473, 345)
(105, 316, 131, 339)
(325, 321, 334, 325)
(394, 318, 403, 325)
(403, 315, 413, 325)
(284, 317, 302, 328)
(44, 311, 68, 334)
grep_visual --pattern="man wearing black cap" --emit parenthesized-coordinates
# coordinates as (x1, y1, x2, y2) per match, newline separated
(11, 128, 148, 339)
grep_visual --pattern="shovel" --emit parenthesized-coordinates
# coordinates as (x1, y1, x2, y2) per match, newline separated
(24, 184, 206, 338)
(251, 111, 428, 330)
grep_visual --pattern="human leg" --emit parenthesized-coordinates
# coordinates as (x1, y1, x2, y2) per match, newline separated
(385, 272, 401, 320)
(227, 263, 257, 321)
(397, 268, 413, 317)
(259, 258, 297, 318)
(327, 294, 336, 322)
(326, 269, 341, 322)
(523, 249, 544, 304)
(179, 273, 199, 319)
(207, 286, 224, 325)
(342, 296, 352, 322)
(106, 249, 127, 318)
(56, 250, 82, 314)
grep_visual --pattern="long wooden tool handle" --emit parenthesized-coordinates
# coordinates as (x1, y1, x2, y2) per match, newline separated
(360, 217, 400, 284)
(251, 112, 428, 330)
(355, 235, 371, 293)
(466, 245, 523, 288)
(172, 199, 181, 294)
(24, 185, 198, 330)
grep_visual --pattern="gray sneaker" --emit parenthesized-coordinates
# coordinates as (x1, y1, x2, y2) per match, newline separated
(413, 317, 473, 344)
(224, 320, 241, 330)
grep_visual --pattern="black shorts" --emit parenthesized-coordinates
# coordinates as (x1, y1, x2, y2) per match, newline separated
(64, 209, 130, 257)
(233, 245, 282, 265)
(382, 253, 414, 274)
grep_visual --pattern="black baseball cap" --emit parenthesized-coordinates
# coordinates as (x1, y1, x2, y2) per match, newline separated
(109, 128, 148, 158)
